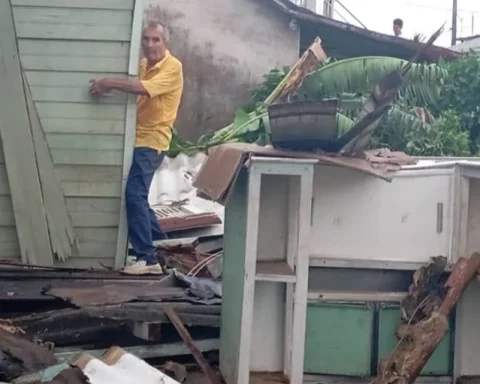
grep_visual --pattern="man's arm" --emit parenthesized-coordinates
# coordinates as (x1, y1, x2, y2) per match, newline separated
(89, 78, 148, 96)
(90, 62, 182, 97)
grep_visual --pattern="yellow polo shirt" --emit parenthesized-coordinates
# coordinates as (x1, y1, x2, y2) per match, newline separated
(136, 51, 183, 152)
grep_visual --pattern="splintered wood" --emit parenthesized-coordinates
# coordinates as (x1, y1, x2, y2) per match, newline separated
(264, 37, 327, 105)
(375, 253, 480, 384)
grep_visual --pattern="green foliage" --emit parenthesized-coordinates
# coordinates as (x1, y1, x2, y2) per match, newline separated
(336, 112, 355, 135)
(170, 109, 271, 155)
(168, 128, 202, 157)
(169, 54, 479, 158)
(372, 109, 471, 156)
(438, 52, 480, 147)
(244, 67, 289, 112)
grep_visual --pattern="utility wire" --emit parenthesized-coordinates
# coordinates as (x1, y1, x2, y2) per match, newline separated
(404, 1, 480, 14)
(333, 8, 350, 24)
(452, 0, 458, 45)
(335, 0, 368, 29)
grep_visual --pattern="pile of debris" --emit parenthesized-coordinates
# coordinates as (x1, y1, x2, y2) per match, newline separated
(1, 330, 219, 384)
(146, 151, 225, 280)
(157, 237, 223, 280)
(0, 149, 227, 383)
(0, 261, 222, 383)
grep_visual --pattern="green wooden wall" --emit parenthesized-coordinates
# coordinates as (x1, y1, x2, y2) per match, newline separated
(0, 0, 135, 267)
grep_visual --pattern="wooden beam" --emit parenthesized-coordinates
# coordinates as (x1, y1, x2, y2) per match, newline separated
(54, 338, 220, 363)
(0, 0, 53, 266)
(164, 306, 223, 384)
(0, 328, 57, 382)
(114, 0, 143, 269)
(375, 254, 480, 384)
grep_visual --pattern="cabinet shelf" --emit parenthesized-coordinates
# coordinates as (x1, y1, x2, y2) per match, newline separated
(255, 260, 296, 283)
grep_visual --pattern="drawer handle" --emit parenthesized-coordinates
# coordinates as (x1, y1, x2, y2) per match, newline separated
(311, 197, 314, 226)
(437, 202, 443, 233)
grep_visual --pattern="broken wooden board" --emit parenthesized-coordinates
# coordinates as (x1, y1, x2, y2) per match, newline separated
(164, 306, 223, 384)
(45, 283, 186, 306)
(0, 0, 53, 265)
(266, 36, 327, 104)
(22, 72, 78, 262)
(54, 339, 220, 364)
(0, 328, 57, 382)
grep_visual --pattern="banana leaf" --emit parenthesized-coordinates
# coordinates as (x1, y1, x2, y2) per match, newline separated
(299, 56, 447, 109)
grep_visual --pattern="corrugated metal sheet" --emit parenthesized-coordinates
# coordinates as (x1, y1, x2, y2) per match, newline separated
(150, 153, 225, 237)
(269, 0, 461, 63)
(12, 347, 182, 384)
(451, 37, 480, 52)
(402, 158, 480, 170)
(72, 347, 181, 384)
(149, 153, 207, 205)
(45, 282, 184, 306)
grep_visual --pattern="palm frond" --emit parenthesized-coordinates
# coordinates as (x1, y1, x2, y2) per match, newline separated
(336, 104, 433, 138)
(386, 107, 434, 135)
(299, 56, 447, 109)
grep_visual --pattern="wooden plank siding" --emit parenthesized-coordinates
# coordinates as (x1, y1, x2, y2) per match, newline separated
(0, 0, 54, 265)
(0, 0, 135, 267)
(13, 6, 132, 41)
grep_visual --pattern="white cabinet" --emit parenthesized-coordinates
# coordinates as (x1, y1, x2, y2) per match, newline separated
(310, 166, 455, 265)
(220, 157, 315, 384)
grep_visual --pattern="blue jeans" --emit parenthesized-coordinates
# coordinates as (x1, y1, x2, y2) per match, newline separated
(125, 147, 167, 265)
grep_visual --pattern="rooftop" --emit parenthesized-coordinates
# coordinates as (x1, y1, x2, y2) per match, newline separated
(266, 0, 461, 62)
(451, 35, 480, 52)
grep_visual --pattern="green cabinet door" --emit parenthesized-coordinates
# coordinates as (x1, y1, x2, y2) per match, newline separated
(304, 302, 374, 376)
(377, 305, 452, 375)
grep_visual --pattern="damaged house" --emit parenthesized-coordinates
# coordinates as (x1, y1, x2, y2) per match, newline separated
(145, 0, 460, 140)
(2, 1, 480, 384)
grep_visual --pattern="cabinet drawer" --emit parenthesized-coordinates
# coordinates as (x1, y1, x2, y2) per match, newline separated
(304, 302, 374, 376)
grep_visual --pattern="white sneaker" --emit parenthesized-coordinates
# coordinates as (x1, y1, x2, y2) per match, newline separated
(120, 260, 164, 275)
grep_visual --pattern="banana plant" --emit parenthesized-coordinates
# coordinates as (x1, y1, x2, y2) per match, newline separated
(298, 56, 447, 110)
(168, 56, 448, 155)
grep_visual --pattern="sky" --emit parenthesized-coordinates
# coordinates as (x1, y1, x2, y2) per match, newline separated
(322, 0, 480, 47)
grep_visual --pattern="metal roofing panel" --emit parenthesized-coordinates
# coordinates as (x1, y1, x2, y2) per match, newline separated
(268, 0, 460, 62)
(149, 153, 225, 236)
(402, 158, 480, 170)
(149, 153, 208, 205)
(451, 37, 480, 52)
(72, 347, 180, 384)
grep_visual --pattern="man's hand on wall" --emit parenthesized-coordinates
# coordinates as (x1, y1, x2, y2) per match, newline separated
(89, 78, 111, 96)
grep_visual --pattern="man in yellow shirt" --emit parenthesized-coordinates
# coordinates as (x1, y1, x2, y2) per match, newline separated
(89, 22, 183, 275)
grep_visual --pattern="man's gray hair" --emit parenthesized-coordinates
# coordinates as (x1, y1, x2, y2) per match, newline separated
(144, 20, 170, 44)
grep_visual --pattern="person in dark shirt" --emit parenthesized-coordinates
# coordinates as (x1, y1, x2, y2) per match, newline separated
(393, 18, 403, 37)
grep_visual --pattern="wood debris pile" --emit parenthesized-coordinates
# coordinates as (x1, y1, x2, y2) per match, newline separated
(375, 253, 480, 384)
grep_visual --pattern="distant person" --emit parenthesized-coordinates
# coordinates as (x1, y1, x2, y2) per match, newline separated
(393, 18, 403, 37)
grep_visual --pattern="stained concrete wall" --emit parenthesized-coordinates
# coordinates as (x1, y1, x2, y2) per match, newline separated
(145, 0, 300, 141)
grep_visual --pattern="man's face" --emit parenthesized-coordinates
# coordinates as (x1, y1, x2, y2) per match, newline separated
(142, 26, 166, 63)
(393, 24, 402, 36)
